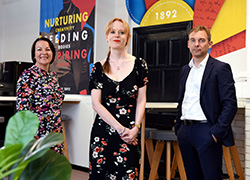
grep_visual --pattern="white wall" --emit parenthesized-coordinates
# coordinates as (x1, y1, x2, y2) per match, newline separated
(0, 0, 39, 62)
(217, 48, 247, 98)
(244, 0, 250, 98)
(94, 0, 115, 62)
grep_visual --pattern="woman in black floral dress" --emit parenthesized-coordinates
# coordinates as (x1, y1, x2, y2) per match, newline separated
(89, 18, 148, 179)
(16, 37, 65, 154)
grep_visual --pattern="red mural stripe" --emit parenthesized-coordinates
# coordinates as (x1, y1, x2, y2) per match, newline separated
(72, 0, 95, 29)
(193, 0, 225, 29)
(144, 0, 158, 10)
(210, 30, 246, 58)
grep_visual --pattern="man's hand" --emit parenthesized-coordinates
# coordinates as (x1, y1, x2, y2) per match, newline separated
(212, 134, 217, 143)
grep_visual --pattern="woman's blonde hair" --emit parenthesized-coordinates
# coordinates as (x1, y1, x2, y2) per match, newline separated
(103, 18, 131, 74)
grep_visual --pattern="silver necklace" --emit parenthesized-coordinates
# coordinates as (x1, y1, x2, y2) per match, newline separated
(110, 59, 122, 70)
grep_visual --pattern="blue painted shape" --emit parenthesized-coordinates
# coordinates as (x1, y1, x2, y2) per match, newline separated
(125, 0, 147, 25)
(183, 0, 195, 10)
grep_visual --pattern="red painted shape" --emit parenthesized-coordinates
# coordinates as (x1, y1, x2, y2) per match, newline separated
(80, 89, 87, 95)
(210, 30, 246, 58)
(72, 0, 95, 29)
(144, 0, 158, 10)
(193, 0, 225, 29)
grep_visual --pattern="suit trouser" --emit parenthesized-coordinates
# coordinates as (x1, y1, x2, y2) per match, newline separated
(177, 122, 223, 180)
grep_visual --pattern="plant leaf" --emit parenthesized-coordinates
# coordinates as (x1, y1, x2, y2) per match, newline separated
(11, 133, 64, 179)
(1, 160, 28, 180)
(37, 133, 64, 149)
(19, 150, 72, 180)
(24, 133, 64, 162)
(9, 161, 30, 180)
(9, 139, 36, 180)
(0, 144, 23, 180)
(4, 111, 39, 148)
(0, 144, 22, 168)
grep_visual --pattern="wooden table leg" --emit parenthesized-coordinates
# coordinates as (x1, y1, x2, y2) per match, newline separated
(173, 142, 187, 180)
(62, 121, 69, 160)
(146, 138, 159, 179)
(139, 113, 145, 180)
(230, 145, 244, 180)
(223, 146, 235, 180)
(166, 141, 171, 180)
(149, 141, 165, 180)
(171, 154, 177, 179)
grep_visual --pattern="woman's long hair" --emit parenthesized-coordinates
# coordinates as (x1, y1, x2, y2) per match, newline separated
(103, 18, 131, 74)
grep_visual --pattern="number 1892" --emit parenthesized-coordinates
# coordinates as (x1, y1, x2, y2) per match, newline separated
(156, 10, 177, 20)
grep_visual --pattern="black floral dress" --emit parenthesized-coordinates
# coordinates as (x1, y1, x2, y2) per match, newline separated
(16, 65, 65, 154)
(89, 58, 148, 180)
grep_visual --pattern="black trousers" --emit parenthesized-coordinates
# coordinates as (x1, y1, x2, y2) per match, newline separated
(177, 123, 223, 180)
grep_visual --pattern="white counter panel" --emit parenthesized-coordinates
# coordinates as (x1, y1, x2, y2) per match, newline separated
(62, 95, 94, 168)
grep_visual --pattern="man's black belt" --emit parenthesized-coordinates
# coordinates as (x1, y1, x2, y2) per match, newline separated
(182, 119, 208, 125)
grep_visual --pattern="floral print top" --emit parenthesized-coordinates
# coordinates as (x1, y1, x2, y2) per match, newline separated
(16, 65, 65, 154)
(88, 58, 148, 180)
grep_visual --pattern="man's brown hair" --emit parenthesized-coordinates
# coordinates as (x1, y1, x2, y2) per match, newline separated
(189, 25, 211, 41)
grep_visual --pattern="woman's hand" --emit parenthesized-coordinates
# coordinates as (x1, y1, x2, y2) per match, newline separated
(120, 127, 139, 145)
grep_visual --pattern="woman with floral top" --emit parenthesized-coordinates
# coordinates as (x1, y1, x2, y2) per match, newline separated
(16, 37, 65, 154)
(89, 18, 148, 179)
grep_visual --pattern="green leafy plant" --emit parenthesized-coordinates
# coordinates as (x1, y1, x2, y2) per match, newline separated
(0, 110, 72, 180)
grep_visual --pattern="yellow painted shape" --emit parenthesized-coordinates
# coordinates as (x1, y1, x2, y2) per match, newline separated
(140, 0, 193, 27)
(211, 0, 246, 45)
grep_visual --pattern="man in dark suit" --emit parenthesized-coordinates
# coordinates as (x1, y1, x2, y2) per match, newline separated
(174, 25, 237, 180)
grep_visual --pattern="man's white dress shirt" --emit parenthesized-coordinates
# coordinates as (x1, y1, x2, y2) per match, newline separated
(180, 54, 209, 121)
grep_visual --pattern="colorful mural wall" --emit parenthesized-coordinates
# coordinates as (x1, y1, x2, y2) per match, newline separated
(126, 0, 246, 58)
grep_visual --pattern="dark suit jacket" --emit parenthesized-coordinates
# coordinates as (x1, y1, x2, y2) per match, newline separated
(174, 56, 237, 146)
